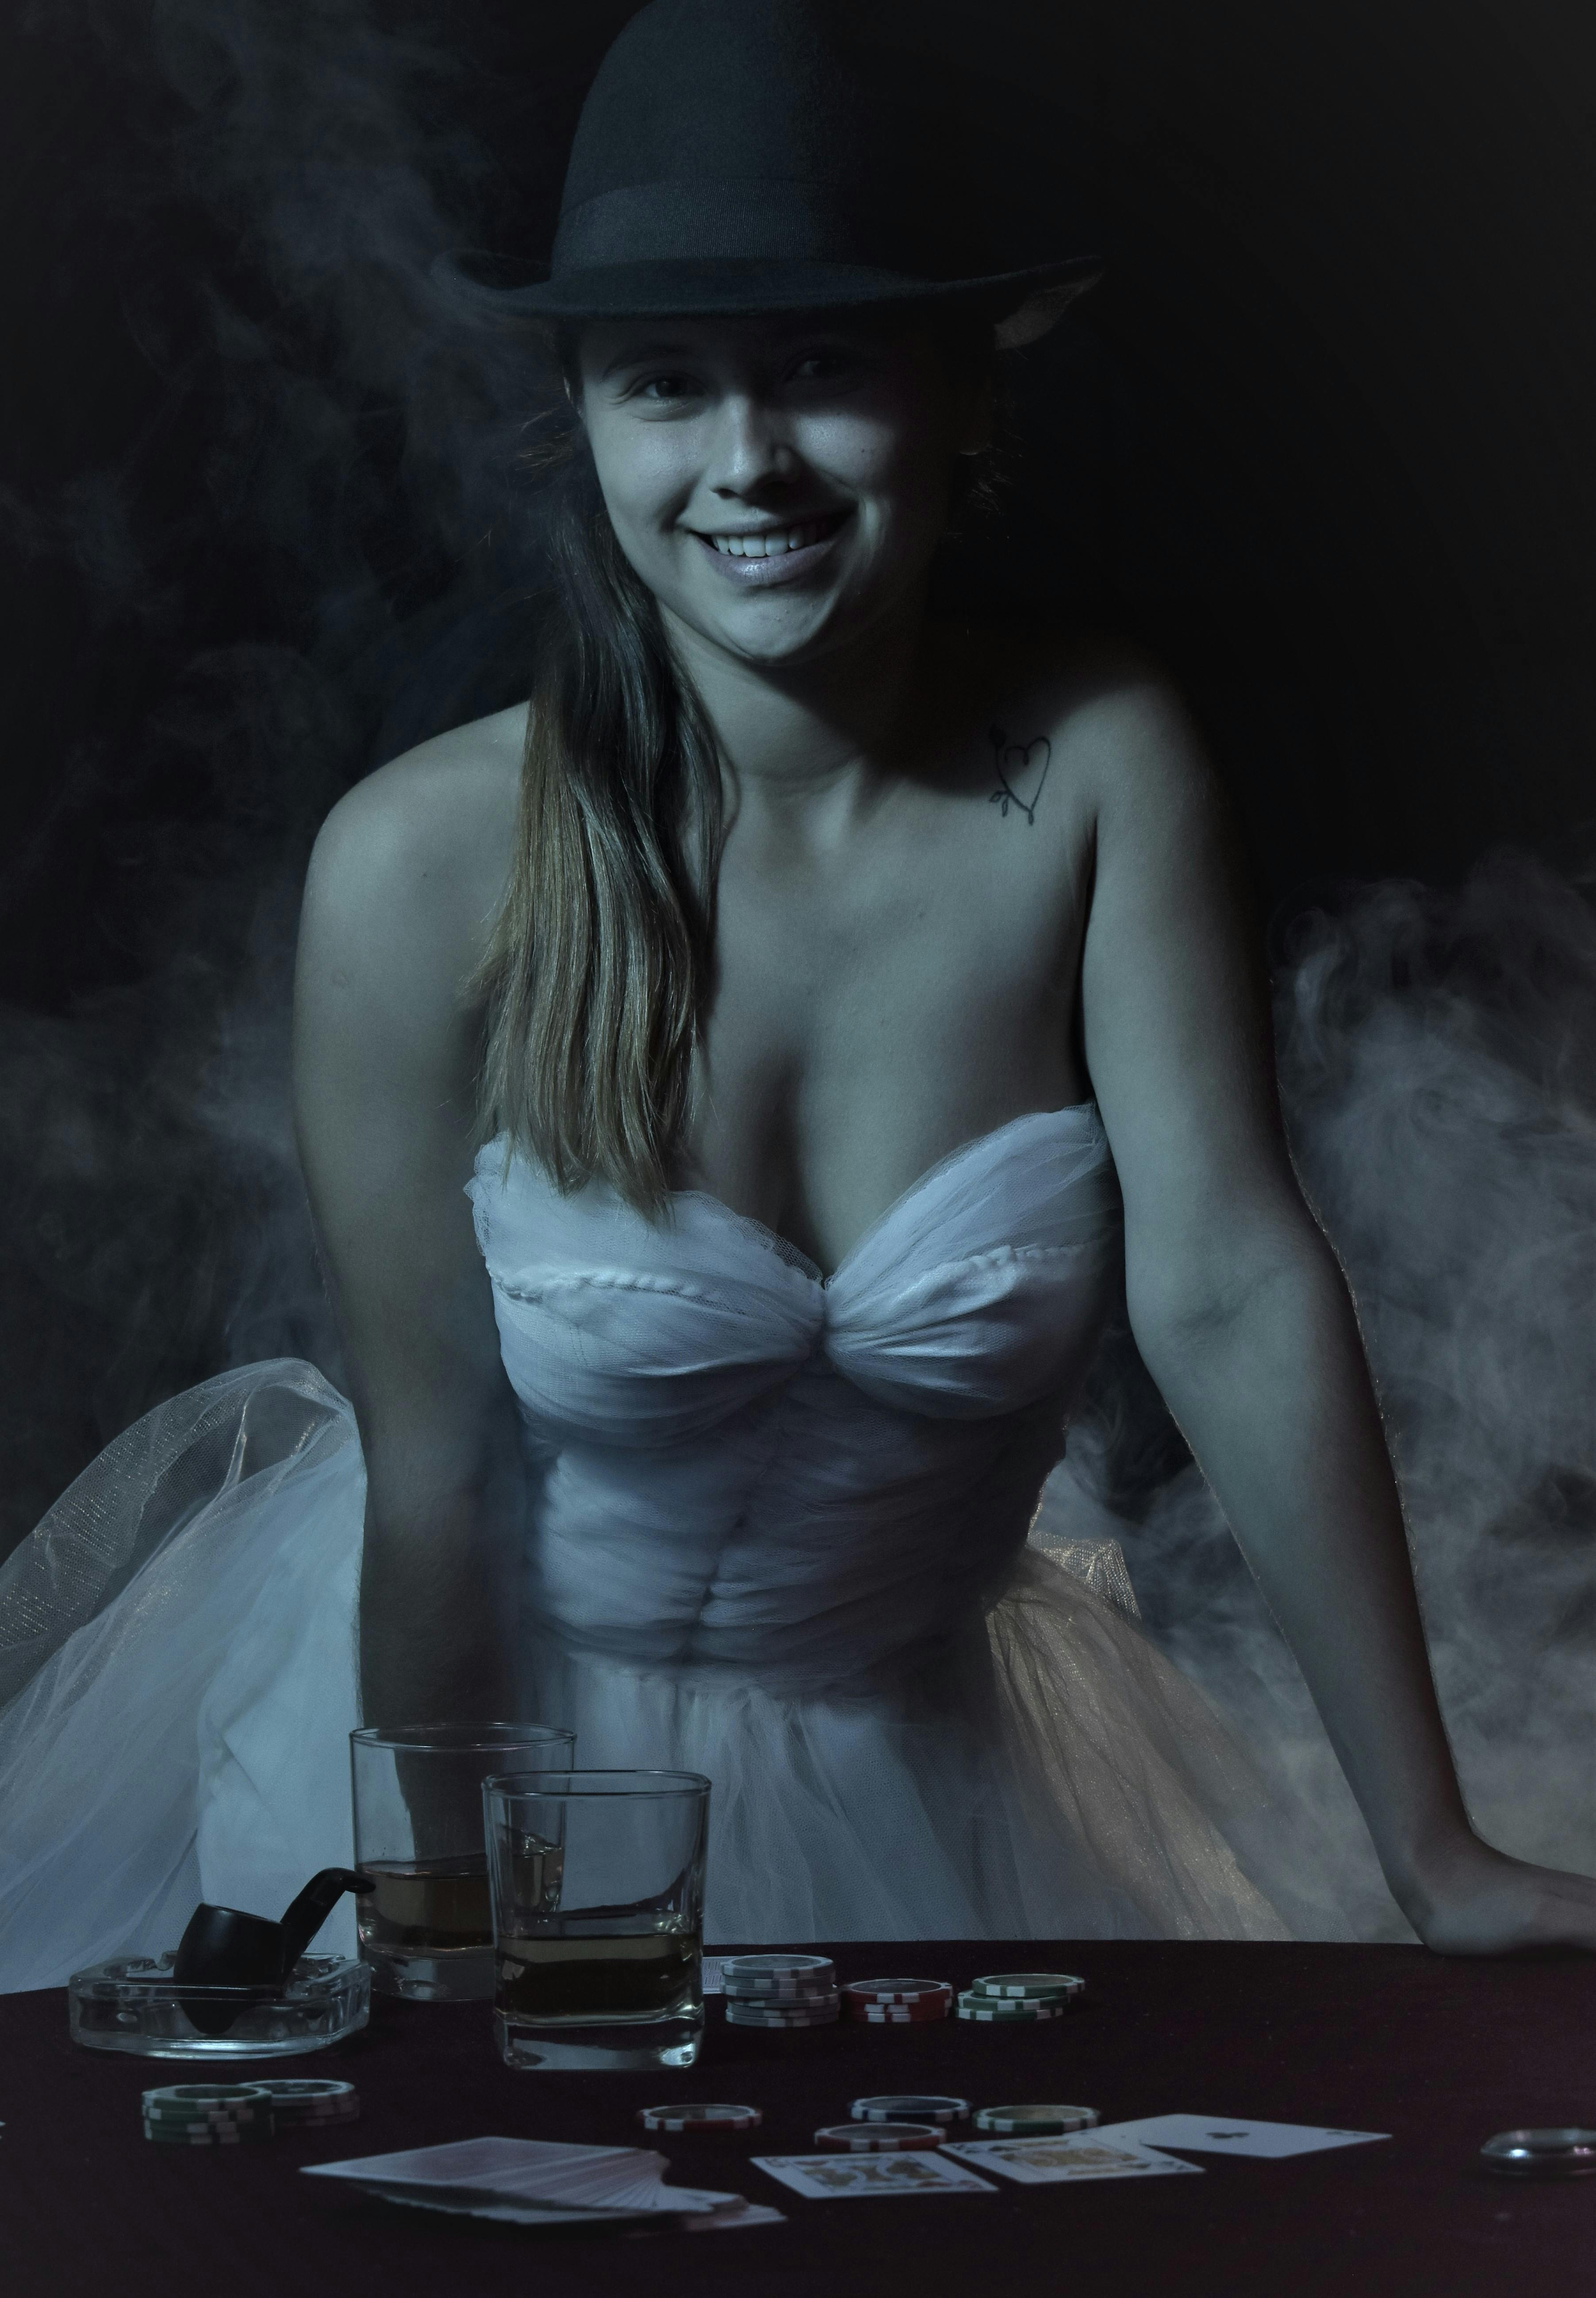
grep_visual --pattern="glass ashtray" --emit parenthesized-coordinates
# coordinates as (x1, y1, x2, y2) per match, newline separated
(69, 1952, 370, 2058)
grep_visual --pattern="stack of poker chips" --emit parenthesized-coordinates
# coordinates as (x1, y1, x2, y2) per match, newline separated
(141, 2078, 362, 2146)
(141, 2083, 276, 2146)
(842, 1978, 953, 2025)
(721, 1952, 840, 2028)
(956, 1971, 1086, 2023)
(255, 2078, 361, 2132)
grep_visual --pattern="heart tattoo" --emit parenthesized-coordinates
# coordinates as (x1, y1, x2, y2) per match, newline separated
(987, 726, 1052, 825)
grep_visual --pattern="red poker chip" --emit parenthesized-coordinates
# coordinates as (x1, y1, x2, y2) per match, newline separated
(841, 1979, 953, 2008)
(814, 2122, 945, 2151)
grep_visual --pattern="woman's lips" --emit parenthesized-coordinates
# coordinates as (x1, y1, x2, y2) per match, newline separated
(689, 509, 852, 586)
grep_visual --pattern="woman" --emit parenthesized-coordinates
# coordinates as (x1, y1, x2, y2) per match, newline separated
(2, 0, 1592, 1981)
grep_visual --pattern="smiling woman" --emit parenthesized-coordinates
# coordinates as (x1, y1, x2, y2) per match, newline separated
(474, 303, 1000, 1217)
(2, 0, 1595, 1984)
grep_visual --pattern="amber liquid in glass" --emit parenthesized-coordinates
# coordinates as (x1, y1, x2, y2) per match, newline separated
(357, 1857, 494, 1957)
(495, 1930, 699, 2022)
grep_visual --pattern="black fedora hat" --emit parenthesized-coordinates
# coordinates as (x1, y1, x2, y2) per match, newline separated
(474, 0, 1102, 348)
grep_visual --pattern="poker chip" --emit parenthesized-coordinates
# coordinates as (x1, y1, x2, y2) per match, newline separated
(972, 2104, 1100, 2135)
(724, 1984, 836, 2005)
(720, 1953, 836, 1987)
(725, 1997, 840, 2027)
(966, 1972, 1085, 2003)
(254, 2079, 360, 2129)
(955, 1995, 1067, 2023)
(841, 1979, 953, 2009)
(1480, 2128, 1596, 2179)
(725, 1981, 840, 2001)
(814, 2122, 945, 2151)
(142, 2118, 276, 2146)
(637, 2103, 764, 2131)
(850, 2095, 970, 2124)
(143, 2083, 273, 2114)
(851, 1997, 951, 2024)
(141, 2083, 275, 2140)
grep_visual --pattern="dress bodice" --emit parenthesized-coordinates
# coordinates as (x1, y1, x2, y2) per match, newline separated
(467, 1106, 1123, 1694)
(2, 1100, 1293, 1984)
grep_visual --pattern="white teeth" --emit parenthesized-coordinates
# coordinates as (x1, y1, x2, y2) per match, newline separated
(707, 518, 834, 557)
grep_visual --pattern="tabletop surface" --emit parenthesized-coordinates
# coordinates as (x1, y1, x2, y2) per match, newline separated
(5, 1940, 1593, 2298)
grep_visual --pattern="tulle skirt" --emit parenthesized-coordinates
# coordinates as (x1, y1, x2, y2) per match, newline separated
(0, 1361, 1285, 1990)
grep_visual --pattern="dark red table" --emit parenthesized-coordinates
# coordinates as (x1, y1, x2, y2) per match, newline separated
(4, 1943, 1592, 2298)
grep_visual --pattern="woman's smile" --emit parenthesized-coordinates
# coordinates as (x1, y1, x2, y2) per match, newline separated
(686, 506, 854, 585)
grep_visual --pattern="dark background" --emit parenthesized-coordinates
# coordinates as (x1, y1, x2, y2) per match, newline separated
(2, 0, 1595, 1563)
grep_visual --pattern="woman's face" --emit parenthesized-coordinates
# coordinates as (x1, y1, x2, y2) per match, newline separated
(572, 311, 989, 671)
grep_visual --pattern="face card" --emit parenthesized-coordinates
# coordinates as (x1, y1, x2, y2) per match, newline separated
(944, 2136, 1202, 2185)
(752, 2151, 998, 2200)
(1092, 2116, 1388, 2159)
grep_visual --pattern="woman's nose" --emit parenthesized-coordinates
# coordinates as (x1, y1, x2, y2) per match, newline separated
(705, 395, 799, 494)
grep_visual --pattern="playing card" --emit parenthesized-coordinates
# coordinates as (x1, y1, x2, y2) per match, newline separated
(303, 2135, 740, 2217)
(702, 1955, 725, 1994)
(1092, 2116, 1388, 2159)
(752, 2150, 998, 2199)
(944, 2136, 1202, 2185)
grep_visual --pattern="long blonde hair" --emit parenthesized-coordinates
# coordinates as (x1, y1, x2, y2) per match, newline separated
(474, 314, 1002, 1214)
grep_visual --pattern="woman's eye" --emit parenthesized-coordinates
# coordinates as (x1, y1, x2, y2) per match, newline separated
(635, 373, 698, 401)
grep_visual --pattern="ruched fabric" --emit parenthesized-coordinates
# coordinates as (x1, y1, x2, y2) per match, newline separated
(0, 1105, 1285, 1990)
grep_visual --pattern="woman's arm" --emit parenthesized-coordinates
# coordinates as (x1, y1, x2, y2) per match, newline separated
(1076, 678, 1596, 1952)
(292, 726, 527, 1726)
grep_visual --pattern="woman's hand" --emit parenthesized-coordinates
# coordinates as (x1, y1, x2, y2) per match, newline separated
(1397, 1833, 1596, 1956)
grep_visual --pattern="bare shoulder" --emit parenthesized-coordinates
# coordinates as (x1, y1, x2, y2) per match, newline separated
(302, 702, 526, 993)
(996, 628, 1220, 822)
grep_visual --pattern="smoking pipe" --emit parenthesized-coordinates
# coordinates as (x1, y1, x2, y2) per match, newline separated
(173, 1868, 375, 2034)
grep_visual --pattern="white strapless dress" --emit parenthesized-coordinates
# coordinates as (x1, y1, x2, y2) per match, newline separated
(0, 1106, 1286, 1988)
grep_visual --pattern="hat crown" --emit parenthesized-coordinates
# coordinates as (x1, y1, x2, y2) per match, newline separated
(550, 0, 991, 282)
(563, 0, 882, 207)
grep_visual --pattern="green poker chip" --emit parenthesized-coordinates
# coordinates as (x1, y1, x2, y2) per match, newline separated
(967, 1973, 1086, 2002)
(142, 2100, 270, 2120)
(142, 2113, 272, 2133)
(143, 2083, 273, 2107)
(973, 2104, 1100, 2135)
(955, 1995, 1067, 2022)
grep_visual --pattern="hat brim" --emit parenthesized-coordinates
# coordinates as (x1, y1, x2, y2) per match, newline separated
(440, 252, 1102, 343)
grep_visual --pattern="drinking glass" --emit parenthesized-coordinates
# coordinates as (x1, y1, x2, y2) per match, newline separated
(350, 1723, 575, 2000)
(483, 1769, 710, 2070)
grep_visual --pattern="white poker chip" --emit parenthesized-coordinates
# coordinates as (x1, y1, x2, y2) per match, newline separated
(841, 1978, 953, 2007)
(851, 2095, 970, 2124)
(725, 2002, 840, 2027)
(638, 2102, 763, 2131)
(720, 1953, 835, 1983)
(814, 2122, 944, 2151)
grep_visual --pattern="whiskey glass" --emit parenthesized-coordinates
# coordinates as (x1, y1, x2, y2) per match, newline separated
(483, 1769, 710, 2070)
(349, 1723, 575, 2001)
